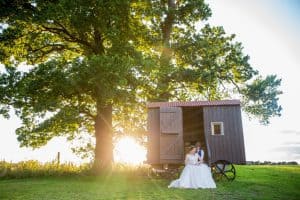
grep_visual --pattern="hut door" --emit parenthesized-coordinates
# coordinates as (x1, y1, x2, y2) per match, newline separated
(159, 107, 184, 161)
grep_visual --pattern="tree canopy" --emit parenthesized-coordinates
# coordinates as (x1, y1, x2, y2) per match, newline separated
(0, 0, 282, 171)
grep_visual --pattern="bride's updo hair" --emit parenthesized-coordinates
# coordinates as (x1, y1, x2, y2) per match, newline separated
(188, 145, 195, 152)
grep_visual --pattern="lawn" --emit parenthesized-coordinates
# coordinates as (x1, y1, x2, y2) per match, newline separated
(0, 165, 299, 200)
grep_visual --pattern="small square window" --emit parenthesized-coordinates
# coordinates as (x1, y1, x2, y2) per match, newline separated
(211, 122, 224, 135)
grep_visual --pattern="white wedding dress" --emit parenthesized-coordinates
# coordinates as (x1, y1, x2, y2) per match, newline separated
(168, 153, 216, 189)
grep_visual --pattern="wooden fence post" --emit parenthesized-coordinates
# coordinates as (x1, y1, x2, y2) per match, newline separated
(57, 152, 60, 166)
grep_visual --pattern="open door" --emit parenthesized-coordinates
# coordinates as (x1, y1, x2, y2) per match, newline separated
(159, 107, 184, 162)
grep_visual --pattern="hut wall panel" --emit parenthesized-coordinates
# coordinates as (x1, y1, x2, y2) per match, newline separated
(233, 106, 242, 162)
(237, 107, 246, 162)
(230, 106, 245, 163)
(203, 106, 246, 164)
(225, 106, 233, 162)
(147, 108, 160, 164)
(230, 107, 237, 162)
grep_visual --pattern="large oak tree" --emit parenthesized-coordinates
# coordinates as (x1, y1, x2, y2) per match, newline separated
(0, 0, 282, 173)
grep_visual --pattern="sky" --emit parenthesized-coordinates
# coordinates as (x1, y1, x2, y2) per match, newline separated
(1, 0, 300, 164)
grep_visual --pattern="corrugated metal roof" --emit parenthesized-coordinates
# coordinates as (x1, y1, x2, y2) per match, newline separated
(147, 100, 240, 108)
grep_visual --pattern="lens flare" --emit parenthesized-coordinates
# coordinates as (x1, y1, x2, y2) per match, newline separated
(113, 136, 146, 165)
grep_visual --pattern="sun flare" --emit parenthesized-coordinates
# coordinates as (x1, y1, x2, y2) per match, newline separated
(113, 136, 146, 165)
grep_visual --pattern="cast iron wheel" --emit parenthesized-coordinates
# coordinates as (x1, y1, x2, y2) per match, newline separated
(211, 160, 236, 181)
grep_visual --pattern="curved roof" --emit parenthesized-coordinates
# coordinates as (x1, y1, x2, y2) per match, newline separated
(147, 99, 240, 108)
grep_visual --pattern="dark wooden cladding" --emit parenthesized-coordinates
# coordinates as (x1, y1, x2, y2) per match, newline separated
(203, 105, 246, 164)
(147, 108, 160, 164)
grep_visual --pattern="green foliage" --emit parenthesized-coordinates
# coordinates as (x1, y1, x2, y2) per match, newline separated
(242, 75, 282, 124)
(1, 54, 145, 148)
(0, 165, 299, 199)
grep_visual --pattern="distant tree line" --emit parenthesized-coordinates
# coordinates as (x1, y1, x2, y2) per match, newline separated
(246, 161, 298, 165)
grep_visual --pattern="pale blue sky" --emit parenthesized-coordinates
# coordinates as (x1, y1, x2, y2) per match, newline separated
(1, 0, 300, 163)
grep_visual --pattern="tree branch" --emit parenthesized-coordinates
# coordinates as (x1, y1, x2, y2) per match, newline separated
(41, 21, 93, 50)
(93, 28, 104, 54)
(161, 0, 176, 47)
(75, 94, 96, 121)
(28, 43, 78, 63)
(80, 108, 96, 121)
(29, 43, 65, 53)
(228, 77, 242, 93)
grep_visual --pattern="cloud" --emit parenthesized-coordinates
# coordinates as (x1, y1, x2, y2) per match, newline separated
(273, 144, 300, 161)
(291, 154, 300, 160)
(280, 130, 300, 135)
(274, 145, 300, 154)
(282, 141, 300, 146)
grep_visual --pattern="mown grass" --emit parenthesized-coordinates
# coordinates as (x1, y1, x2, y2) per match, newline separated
(0, 165, 299, 200)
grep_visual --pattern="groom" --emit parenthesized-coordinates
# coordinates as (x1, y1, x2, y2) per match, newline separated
(195, 142, 204, 163)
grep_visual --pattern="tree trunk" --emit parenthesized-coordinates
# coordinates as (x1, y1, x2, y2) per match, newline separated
(93, 104, 113, 174)
(161, 0, 176, 58)
(157, 0, 176, 101)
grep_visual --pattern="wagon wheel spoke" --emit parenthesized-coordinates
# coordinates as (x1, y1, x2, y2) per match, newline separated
(223, 166, 234, 173)
(212, 160, 236, 181)
(224, 167, 235, 173)
(221, 162, 226, 171)
(223, 172, 234, 181)
(224, 170, 234, 180)
(223, 164, 236, 181)
(215, 164, 223, 172)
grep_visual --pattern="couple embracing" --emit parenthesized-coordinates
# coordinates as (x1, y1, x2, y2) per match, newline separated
(168, 142, 216, 189)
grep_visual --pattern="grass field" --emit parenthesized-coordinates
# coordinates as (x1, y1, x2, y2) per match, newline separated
(0, 165, 299, 200)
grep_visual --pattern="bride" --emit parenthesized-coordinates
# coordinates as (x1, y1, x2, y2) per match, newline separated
(168, 146, 216, 189)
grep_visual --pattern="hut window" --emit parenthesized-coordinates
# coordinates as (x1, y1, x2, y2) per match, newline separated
(211, 122, 224, 135)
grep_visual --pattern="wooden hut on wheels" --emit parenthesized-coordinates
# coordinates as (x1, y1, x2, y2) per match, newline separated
(146, 100, 246, 169)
